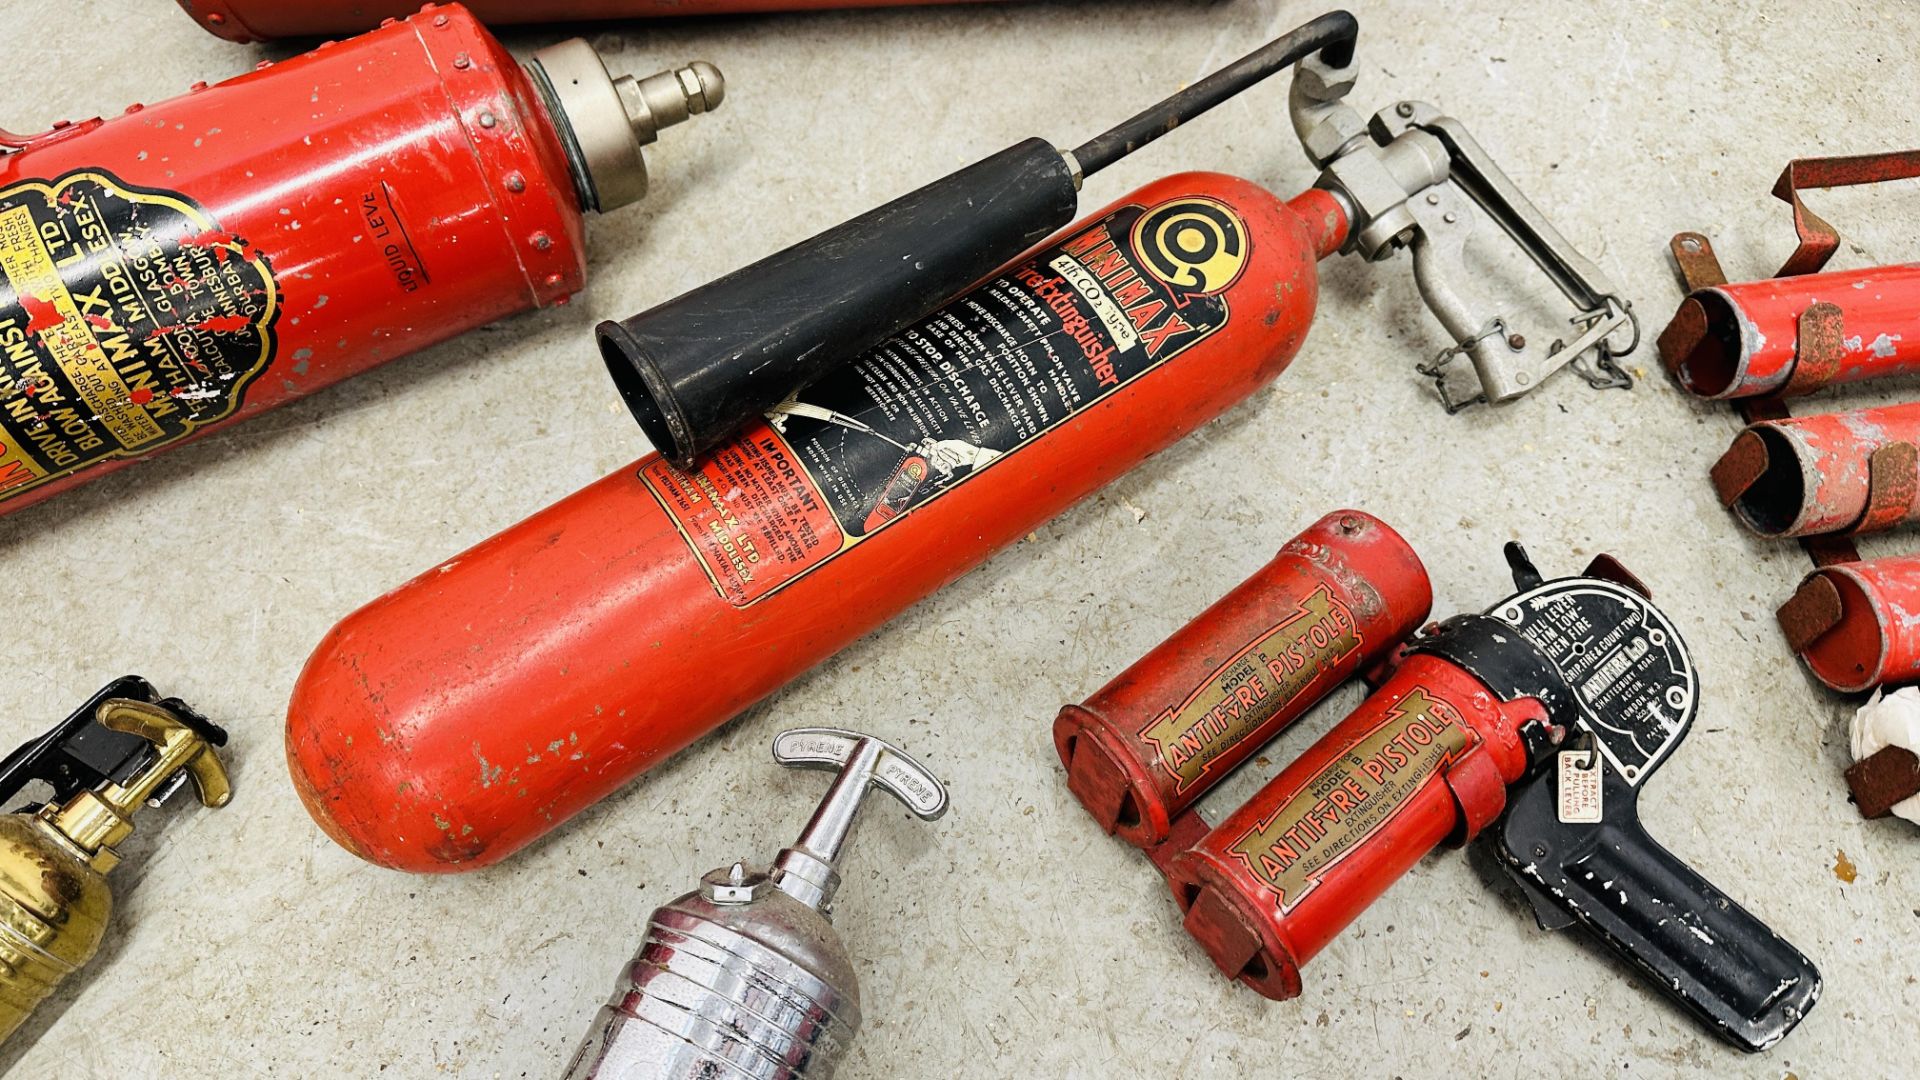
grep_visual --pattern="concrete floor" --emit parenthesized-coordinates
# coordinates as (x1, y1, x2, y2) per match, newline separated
(0, 0, 1916, 1076)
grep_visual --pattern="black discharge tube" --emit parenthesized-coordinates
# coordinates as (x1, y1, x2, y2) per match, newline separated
(597, 11, 1359, 468)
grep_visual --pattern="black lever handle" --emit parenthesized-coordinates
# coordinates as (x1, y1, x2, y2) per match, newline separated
(0, 676, 226, 810)
(1496, 774, 1820, 1052)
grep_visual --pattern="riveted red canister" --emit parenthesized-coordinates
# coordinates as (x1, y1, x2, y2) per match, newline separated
(179, 0, 1008, 42)
(1660, 263, 1920, 400)
(1780, 555, 1920, 692)
(1053, 510, 1430, 848)
(288, 174, 1352, 872)
(1711, 402, 1920, 538)
(1168, 654, 1537, 1000)
(0, 3, 718, 514)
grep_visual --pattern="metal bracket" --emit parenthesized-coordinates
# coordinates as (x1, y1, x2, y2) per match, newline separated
(1778, 301, 1847, 397)
(1771, 149, 1920, 277)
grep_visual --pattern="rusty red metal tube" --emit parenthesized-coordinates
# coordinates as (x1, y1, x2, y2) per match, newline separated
(1659, 264, 1920, 400)
(1780, 555, 1920, 692)
(1710, 402, 1920, 538)
(1052, 510, 1430, 849)
(179, 0, 1006, 42)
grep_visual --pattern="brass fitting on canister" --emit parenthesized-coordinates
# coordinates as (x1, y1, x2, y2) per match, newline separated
(0, 681, 231, 1044)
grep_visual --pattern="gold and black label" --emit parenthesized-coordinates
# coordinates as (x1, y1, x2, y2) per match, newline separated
(645, 195, 1244, 606)
(0, 170, 277, 501)
(1140, 585, 1362, 794)
(1227, 686, 1470, 912)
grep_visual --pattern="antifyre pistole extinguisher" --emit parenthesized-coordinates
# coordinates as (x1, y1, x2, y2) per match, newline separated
(285, 12, 1639, 872)
(1054, 510, 1433, 849)
(0, 2, 720, 513)
(1063, 535, 1822, 1052)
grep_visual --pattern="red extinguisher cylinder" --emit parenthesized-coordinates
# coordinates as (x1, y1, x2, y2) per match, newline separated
(1711, 401, 1920, 538)
(1168, 655, 1539, 1000)
(1780, 554, 1920, 692)
(181, 0, 1008, 43)
(0, 3, 715, 514)
(1661, 263, 1920, 399)
(287, 174, 1351, 872)
(1053, 510, 1431, 848)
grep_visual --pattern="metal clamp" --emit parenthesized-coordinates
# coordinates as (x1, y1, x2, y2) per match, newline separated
(768, 727, 947, 911)
(1291, 56, 1638, 412)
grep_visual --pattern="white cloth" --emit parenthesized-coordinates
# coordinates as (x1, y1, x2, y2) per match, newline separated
(1851, 686, 1920, 824)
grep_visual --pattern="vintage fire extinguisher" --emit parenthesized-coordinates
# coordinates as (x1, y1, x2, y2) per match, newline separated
(1167, 545, 1821, 1052)
(0, 2, 721, 514)
(179, 0, 1009, 42)
(562, 727, 946, 1079)
(1657, 150, 1920, 694)
(1780, 553, 1920, 692)
(1054, 510, 1431, 849)
(286, 13, 1633, 872)
(0, 678, 231, 1044)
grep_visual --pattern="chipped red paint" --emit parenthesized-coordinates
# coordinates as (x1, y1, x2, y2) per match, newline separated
(1054, 510, 1431, 849)
(0, 3, 585, 514)
(1783, 555, 1920, 693)
(179, 0, 1009, 42)
(18, 293, 62, 335)
(1713, 402, 1920, 538)
(287, 176, 1351, 873)
(1660, 263, 1920, 400)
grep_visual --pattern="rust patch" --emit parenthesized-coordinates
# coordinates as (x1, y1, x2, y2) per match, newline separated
(1772, 150, 1920, 278)
(1710, 431, 1768, 507)
(1845, 745, 1920, 820)
(1856, 441, 1920, 533)
(1777, 574, 1845, 652)
(1779, 302, 1845, 397)
(1656, 295, 1709, 381)
(1668, 232, 1727, 292)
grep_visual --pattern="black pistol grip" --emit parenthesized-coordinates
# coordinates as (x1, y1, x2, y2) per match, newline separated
(1503, 779, 1820, 1053)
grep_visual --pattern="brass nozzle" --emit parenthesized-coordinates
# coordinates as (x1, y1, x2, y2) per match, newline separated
(622, 62, 726, 146)
(527, 41, 727, 214)
(41, 699, 231, 872)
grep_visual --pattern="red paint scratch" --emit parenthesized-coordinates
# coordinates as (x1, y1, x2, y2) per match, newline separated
(148, 315, 249, 336)
(84, 313, 114, 330)
(180, 229, 258, 263)
(128, 387, 154, 406)
(20, 292, 62, 335)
